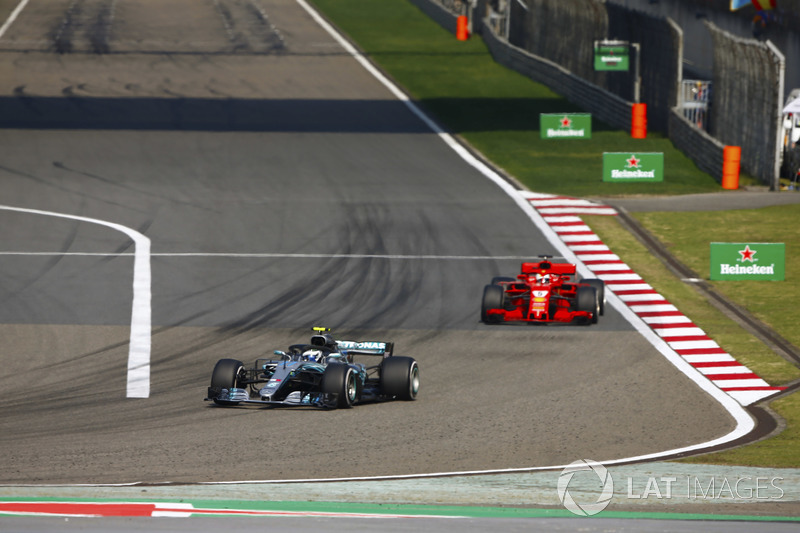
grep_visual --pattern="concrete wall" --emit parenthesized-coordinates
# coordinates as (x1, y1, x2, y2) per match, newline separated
(669, 108, 726, 182)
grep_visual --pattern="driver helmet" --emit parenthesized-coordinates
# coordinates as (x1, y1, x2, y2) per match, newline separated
(303, 349, 323, 362)
(535, 273, 551, 284)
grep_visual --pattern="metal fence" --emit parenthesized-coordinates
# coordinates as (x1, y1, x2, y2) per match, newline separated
(433, 0, 469, 15)
(483, 0, 507, 38)
(706, 21, 784, 187)
(680, 80, 712, 131)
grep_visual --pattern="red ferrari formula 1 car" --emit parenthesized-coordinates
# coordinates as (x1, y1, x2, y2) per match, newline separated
(481, 256, 606, 325)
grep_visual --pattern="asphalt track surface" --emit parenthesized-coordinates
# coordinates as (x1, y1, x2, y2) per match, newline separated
(0, 0, 738, 489)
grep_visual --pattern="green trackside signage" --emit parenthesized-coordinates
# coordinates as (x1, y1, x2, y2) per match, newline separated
(594, 42, 629, 71)
(540, 114, 591, 139)
(710, 243, 785, 281)
(603, 152, 664, 182)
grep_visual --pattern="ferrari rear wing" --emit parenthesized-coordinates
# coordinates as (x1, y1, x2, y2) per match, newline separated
(521, 260, 576, 276)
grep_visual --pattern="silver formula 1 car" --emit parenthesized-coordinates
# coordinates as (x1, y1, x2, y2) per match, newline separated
(204, 328, 420, 409)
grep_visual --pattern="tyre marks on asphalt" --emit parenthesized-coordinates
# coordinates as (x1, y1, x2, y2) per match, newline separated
(50, 0, 117, 54)
(523, 191, 786, 406)
(212, 0, 285, 53)
(4, 0, 285, 54)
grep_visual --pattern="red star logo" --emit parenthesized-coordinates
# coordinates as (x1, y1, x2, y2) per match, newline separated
(626, 155, 640, 168)
(738, 245, 756, 262)
(560, 116, 571, 128)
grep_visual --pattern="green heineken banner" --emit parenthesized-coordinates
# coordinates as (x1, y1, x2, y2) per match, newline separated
(710, 243, 785, 281)
(594, 41, 629, 71)
(602, 152, 664, 182)
(540, 114, 591, 139)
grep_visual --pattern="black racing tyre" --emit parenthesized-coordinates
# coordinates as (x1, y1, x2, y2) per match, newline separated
(491, 276, 515, 285)
(576, 286, 599, 324)
(210, 358, 244, 406)
(321, 363, 357, 408)
(581, 278, 606, 315)
(481, 284, 504, 323)
(380, 356, 420, 401)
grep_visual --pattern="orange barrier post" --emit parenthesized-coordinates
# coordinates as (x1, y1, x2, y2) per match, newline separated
(456, 16, 469, 41)
(722, 145, 741, 190)
(631, 103, 647, 138)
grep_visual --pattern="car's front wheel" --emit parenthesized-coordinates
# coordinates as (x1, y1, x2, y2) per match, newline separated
(481, 284, 504, 323)
(581, 278, 606, 315)
(210, 358, 244, 406)
(576, 286, 599, 324)
(321, 363, 357, 408)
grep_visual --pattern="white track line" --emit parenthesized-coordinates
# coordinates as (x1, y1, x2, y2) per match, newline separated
(0, 0, 29, 39)
(0, 206, 151, 398)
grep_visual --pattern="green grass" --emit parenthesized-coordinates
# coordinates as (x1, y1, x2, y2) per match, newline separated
(310, 0, 800, 468)
(634, 206, 800, 350)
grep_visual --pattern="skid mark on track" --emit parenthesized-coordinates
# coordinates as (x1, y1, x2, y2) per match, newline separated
(212, 0, 285, 53)
(50, 0, 117, 54)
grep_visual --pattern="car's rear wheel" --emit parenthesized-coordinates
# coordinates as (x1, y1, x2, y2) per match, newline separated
(210, 358, 244, 406)
(581, 278, 606, 315)
(481, 284, 504, 323)
(380, 356, 419, 401)
(576, 286, 599, 324)
(321, 363, 357, 408)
